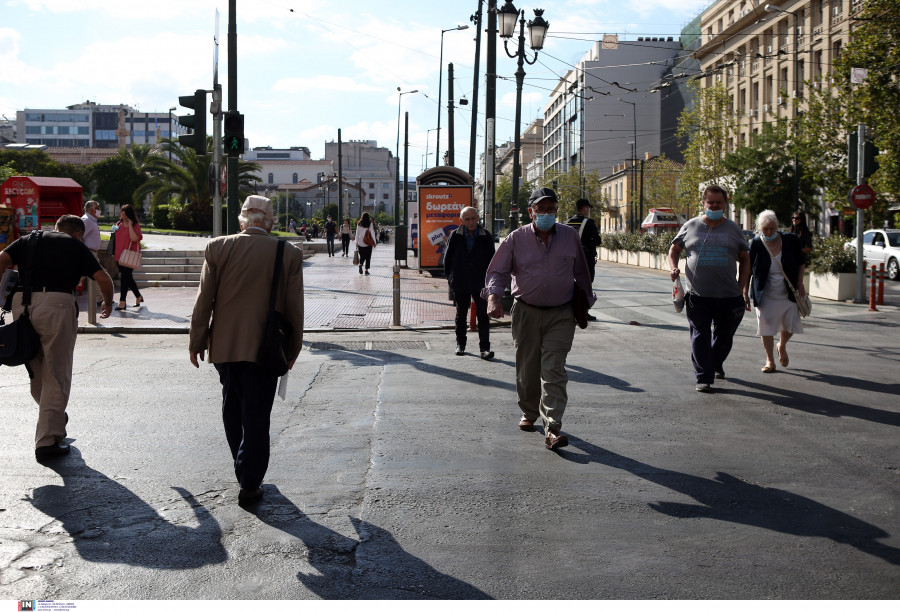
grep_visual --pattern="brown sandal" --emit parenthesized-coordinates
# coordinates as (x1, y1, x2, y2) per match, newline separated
(518, 416, 536, 432)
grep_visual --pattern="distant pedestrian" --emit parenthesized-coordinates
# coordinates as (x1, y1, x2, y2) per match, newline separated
(565, 197, 601, 321)
(324, 215, 337, 257)
(81, 200, 101, 254)
(667, 185, 751, 393)
(484, 187, 595, 451)
(750, 210, 806, 373)
(312, 221, 319, 239)
(113, 204, 144, 310)
(790, 212, 813, 255)
(444, 206, 495, 359)
(355, 212, 377, 275)
(189, 195, 305, 508)
(289, 219, 297, 235)
(340, 218, 352, 257)
(0, 215, 114, 460)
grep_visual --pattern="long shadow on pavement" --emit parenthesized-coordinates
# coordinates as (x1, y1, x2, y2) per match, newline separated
(556, 434, 900, 566)
(724, 376, 900, 427)
(250, 485, 491, 599)
(27, 447, 227, 569)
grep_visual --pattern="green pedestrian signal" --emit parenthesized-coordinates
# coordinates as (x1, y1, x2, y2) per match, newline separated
(223, 111, 245, 156)
(177, 89, 208, 155)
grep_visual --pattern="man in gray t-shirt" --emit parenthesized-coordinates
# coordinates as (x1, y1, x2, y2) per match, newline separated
(668, 185, 751, 392)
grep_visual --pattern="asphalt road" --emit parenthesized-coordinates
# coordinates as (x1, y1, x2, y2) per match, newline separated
(1, 262, 898, 599)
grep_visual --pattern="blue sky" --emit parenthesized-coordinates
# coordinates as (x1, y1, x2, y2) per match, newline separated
(1, 0, 710, 177)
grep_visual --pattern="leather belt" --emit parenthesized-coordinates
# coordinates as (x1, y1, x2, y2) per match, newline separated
(515, 298, 569, 310)
(19, 286, 75, 295)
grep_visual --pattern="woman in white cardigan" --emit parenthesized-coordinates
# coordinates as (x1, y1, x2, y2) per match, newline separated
(354, 212, 378, 275)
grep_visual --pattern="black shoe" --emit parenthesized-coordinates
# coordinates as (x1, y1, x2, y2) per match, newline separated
(455, 345, 465, 356)
(359, 264, 363, 274)
(115, 304, 127, 311)
(480, 350, 494, 360)
(364, 270, 370, 275)
(238, 486, 264, 508)
(715, 368, 725, 379)
(586, 313, 597, 321)
(35, 441, 70, 460)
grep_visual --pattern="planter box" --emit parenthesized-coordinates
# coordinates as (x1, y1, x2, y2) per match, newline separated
(599, 247, 610, 262)
(627, 251, 640, 266)
(639, 252, 651, 268)
(809, 272, 855, 301)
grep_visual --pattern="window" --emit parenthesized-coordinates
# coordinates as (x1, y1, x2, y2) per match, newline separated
(292, 173, 298, 184)
(268, 173, 274, 184)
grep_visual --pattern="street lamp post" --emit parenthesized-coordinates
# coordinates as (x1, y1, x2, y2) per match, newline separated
(765, 3, 801, 213)
(167, 106, 176, 161)
(436, 25, 469, 167)
(498, 1, 549, 231)
(617, 98, 637, 232)
(395, 88, 418, 227)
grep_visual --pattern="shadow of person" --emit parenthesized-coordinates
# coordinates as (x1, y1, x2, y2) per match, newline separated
(559, 434, 900, 567)
(566, 365, 644, 392)
(27, 447, 227, 569)
(250, 485, 491, 599)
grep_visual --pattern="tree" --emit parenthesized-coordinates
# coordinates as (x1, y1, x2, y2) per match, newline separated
(540, 167, 608, 221)
(676, 82, 739, 213)
(640, 156, 684, 217)
(723, 120, 818, 221)
(494, 174, 533, 225)
(833, 0, 900, 220)
(92, 153, 146, 205)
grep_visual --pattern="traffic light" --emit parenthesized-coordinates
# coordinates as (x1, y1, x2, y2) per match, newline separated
(223, 111, 245, 155)
(848, 133, 880, 179)
(177, 89, 208, 155)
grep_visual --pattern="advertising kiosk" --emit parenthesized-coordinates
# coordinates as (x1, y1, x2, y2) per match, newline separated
(414, 167, 474, 275)
(640, 207, 687, 234)
(0, 176, 83, 249)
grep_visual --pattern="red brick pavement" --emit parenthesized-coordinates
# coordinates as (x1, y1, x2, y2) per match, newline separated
(76, 242, 472, 333)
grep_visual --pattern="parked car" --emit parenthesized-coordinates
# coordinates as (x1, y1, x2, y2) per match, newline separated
(843, 229, 900, 280)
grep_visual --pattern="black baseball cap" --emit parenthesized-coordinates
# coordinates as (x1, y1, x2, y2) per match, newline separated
(575, 198, 593, 209)
(528, 187, 558, 206)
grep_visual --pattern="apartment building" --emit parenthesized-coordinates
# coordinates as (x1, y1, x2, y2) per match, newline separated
(325, 140, 396, 215)
(692, 0, 853, 150)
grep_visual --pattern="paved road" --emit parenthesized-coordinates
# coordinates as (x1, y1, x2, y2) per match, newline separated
(1, 257, 898, 600)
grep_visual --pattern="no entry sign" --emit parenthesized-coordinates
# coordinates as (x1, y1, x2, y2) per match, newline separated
(849, 183, 876, 210)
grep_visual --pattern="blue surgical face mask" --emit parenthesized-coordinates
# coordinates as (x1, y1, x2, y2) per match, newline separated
(762, 231, 779, 242)
(534, 214, 556, 231)
(704, 209, 725, 221)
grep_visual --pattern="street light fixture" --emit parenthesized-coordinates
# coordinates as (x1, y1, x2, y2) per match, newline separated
(617, 98, 638, 232)
(436, 24, 469, 166)
(396, 87, 418, 227)
(167, 106, 176, 161)
(499, 1, 549, 230)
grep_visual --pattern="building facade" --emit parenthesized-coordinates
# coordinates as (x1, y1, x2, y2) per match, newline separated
(324, 140, 396, 216)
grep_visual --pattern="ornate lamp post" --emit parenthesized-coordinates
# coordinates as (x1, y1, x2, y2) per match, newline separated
(498, 1, 548, 230)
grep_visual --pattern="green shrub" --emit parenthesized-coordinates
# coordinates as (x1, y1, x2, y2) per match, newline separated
(807, 234, 856, 274)
(600, 231, 676, 255)
(152, 204, 172, 229)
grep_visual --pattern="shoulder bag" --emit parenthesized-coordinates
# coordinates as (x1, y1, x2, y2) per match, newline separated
(257, 240, 293, 377)
(118, 240, 142, 270)
(762, 238, 811, 318)
(363, 226, 376, 247)
(0, 231, 42, 378)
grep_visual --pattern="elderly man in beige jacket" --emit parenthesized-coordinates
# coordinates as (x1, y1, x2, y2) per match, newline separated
(189, 195, 304, 508)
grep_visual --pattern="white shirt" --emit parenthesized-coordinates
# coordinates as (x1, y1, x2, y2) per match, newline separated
(82, 213, 101, 251)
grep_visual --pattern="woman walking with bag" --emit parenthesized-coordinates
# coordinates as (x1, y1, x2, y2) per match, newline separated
(748, 210, 806, 372)
(355, 212, 377, 275)
(113, 204, 144, 310)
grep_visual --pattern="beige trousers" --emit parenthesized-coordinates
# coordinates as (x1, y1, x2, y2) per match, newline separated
(510, 300, 576, 431)
(12, 291, 78, 448)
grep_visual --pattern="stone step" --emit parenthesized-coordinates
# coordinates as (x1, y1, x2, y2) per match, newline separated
(135, 279, 201, 289)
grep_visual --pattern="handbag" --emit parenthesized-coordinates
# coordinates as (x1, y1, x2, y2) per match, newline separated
(257, 240, 293, 377)
(353, 249, 360, 265)
(118, 241, 142, 270)
(572, 282, 589, 329)
(0, 230, 42, 378)
(762, 237, 811, 318)
(106, 231, 116, 255)
(363, 226, 376, 247)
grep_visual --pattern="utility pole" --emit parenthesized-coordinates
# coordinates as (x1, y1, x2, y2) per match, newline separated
(484, 1, 497, 232)
(226, 0, 239, 234)
(469, 0, 483, 180)
(338, 130, 343, 221)
(448, 63, 455, 167)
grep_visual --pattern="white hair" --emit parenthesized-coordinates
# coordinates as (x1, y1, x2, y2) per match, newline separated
(755, 209, 779, 232)
(239, 209, 274, 232)
(460, 206, 477, 218)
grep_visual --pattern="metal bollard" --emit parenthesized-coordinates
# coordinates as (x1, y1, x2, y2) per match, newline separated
(392, 264, 401, 326)
(869, 265, 878, 312)
(87, 277, 97, 325)
(469, 300, 477, 330)
(878, 263, 885, 306)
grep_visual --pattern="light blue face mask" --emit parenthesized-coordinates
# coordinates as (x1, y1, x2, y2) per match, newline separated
(534, 214, 556, 231)
(704, 209, 725, 221)
(762, 231, 779, 242)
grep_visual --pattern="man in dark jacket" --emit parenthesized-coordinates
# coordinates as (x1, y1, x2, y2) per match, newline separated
(566, 198, 601, 321)
(444, 206, 496, 359)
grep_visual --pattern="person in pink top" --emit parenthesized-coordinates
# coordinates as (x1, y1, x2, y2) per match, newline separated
(483, 187, 596, 451)
(113, 204, 144, 310)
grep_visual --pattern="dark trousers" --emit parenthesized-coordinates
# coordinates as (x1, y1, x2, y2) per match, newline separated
(326, 234, 336, 256)
(454, 291, 490, 351)
(585, 255, 597, 283)
(118, 266, 142, 302)
(358, 245, 373, 270)
(214, 362, 278, 490)
(685, 294, 745, 384)
(341, 234, 351, 255)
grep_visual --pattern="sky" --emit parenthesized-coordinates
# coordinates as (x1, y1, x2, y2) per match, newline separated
(0, 0, 712, 178)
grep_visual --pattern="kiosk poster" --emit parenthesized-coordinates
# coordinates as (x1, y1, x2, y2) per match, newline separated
(418, 185, 472, 269)
(2, 177, 39, 237)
